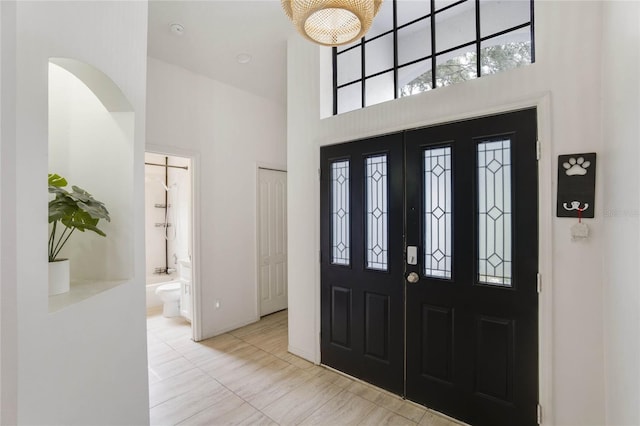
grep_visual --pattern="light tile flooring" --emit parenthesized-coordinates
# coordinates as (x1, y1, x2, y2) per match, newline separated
(147, 309, 463, 426)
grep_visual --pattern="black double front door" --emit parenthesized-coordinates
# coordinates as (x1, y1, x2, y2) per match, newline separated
(320, 109, 539, 426)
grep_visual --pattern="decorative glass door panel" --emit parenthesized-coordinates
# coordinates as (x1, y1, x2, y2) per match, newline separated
(366, 154, 389, 271)
(477, 139, 513, 286)
(331, 160, 350, 266)
(423, 146, 452, 279)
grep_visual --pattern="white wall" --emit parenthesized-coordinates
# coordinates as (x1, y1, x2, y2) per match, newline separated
(10, 2, 149, 424)
(287, 38, 323, 363)
(146, 57, 287, 339)
(0, 1, 18, 423)
(288, 1, 616, 424)
(601, 2, 640, 425)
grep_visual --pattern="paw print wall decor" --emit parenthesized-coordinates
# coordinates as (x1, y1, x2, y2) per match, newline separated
(557, 153, 596, 218)
(563, 156, 591, 176)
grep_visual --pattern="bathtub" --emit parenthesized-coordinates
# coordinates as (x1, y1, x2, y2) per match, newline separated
(146, 273, 179, 310)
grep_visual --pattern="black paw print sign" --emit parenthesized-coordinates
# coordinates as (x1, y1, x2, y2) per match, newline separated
(557, 153, 596, 218)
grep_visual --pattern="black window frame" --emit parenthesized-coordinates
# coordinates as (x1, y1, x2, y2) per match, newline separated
(333, 0, 536, 115)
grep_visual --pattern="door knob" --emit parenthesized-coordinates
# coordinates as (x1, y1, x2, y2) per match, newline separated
(406, 272, 420, 284)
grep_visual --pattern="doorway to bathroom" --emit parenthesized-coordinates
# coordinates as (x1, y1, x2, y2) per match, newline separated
(144, 152, 197, 338)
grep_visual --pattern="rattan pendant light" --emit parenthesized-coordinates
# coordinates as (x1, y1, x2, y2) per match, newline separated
(281, 0, 384, 47)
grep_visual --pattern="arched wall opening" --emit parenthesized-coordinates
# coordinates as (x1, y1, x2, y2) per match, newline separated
(48, 57, 135, 308)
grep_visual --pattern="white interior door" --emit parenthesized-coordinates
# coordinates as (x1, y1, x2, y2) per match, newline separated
(258, 168, 288, 316)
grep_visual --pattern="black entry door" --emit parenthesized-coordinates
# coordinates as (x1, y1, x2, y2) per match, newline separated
(320, 133, 404, 394)
(320, 109, 538, 426)
(405, 109, 538, 426)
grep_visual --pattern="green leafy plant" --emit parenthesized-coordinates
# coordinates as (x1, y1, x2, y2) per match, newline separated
(48, 173, 111, 262)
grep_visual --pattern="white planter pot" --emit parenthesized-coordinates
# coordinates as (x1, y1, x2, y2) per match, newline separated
(48, 259, 70, 296)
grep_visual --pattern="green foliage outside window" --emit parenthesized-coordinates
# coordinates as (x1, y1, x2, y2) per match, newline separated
(400, 41, 532, 97)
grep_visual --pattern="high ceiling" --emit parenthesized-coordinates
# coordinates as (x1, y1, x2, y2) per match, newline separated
(147, 1, 451, 106)
(147, 1, 295, 106)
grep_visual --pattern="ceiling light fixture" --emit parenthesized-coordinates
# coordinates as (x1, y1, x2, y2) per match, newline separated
(281, 0, 383, 47)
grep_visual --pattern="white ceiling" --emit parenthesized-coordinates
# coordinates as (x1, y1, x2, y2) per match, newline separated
(147, 1, 457, 106)
(147, 1, 295, 106)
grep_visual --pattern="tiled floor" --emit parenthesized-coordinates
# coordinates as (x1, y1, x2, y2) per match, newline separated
(147, 309, 463, 426)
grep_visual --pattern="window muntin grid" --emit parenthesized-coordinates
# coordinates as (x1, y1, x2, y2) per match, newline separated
(333, 0, 535, 115)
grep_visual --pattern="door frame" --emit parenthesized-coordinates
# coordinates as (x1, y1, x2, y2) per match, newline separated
(314, 94, 555, 424)
(146, 144, 203, 341)
(255, 163, 288, 319)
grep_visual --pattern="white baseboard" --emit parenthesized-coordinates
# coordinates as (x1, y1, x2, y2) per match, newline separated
(197, 316, 260, 341)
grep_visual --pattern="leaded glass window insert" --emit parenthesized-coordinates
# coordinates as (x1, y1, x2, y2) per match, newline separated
(331, 160, 350, 265)
(366, 155, 388, 271)
(477, 139, 512, 286)
(424, 147, 452, 278)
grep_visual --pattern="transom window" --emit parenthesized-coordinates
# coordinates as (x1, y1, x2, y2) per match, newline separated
(333, 0, 535, 115)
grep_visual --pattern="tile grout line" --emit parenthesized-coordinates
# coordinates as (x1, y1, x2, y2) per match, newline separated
(236, 336, 347, 425)
(173, 324, 297, 426)
(232, 326, 305, 425)
(320, 364, 427, 424)
(150, 334, 259, 425)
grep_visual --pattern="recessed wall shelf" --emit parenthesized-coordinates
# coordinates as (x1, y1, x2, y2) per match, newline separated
(48, 279, 128, 313)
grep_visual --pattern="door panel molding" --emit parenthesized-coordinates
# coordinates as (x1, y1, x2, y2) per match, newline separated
(420, 304, 454, 383)
(330, 285, 352, 348)
(364, 292, 390, 361)
(474, 315, 515, 402)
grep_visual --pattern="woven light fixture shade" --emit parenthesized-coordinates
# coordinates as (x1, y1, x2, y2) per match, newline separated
(282, 0, 384, 47)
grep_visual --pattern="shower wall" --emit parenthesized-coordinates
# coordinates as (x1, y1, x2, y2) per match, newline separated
(144, 152, 191, 280)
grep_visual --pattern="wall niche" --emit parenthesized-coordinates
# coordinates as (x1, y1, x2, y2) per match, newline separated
(48, 58, 134, 311)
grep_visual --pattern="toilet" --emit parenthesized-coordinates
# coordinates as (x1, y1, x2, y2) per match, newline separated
(155, 281, 181, 317)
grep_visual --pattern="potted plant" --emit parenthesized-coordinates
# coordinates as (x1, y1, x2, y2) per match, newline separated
(48, 173, 111, 295)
